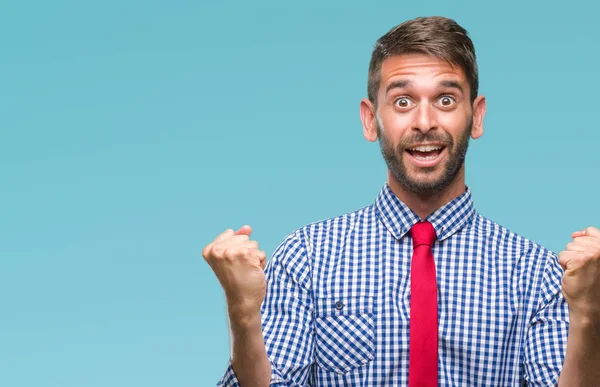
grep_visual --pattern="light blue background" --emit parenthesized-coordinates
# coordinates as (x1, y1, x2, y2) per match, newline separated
(1, 1, 599, 386)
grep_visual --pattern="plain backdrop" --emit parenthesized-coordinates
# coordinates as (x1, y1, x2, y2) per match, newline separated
(1, 1, 599, 386)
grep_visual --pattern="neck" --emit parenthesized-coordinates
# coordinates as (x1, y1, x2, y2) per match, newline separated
(387, 167, 467, 219)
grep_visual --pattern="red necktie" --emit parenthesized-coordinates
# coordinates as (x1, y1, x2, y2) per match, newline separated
(409, 221, 438, 387)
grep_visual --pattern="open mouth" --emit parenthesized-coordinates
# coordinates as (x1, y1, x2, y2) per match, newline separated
(405, 144, 446, 167)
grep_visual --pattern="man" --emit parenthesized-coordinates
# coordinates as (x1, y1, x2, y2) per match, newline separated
(203, 16, 600, 386)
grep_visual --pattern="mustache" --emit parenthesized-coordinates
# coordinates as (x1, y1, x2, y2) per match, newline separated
(398, 132, 454, 150)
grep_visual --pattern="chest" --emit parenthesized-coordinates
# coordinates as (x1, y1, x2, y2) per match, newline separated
(309, 237, 526, 385)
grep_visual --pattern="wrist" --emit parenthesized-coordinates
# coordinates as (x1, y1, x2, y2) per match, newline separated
(569, 311, 600, 341)
(227, 302, 262, 328)
(570, 309, 600, 328)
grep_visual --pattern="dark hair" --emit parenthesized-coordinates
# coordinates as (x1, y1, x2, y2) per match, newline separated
(368, 16, 478, 105)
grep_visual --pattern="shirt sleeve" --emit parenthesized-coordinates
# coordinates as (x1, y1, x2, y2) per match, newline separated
(523, 248, 570, 387)
(217, 230, 315, 386)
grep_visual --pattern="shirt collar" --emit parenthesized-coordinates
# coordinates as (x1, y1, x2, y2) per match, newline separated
(375, 183, 476, 241)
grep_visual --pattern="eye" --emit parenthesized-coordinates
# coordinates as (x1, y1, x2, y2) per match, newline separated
(395, 97, 414, 109)
(438, 95, 456, 107)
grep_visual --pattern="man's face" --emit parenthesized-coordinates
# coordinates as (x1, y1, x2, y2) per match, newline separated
(367, 54, 484, 195)
(377, 111, 472, 195)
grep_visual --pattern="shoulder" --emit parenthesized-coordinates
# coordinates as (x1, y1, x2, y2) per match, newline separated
(266, 205, 375, 289)
(297, 204, 375, 249)
(272, 204, 375, 259)
(472, 214, 564, 307)
(472, 214, 562, 294)
(471, 213, 558, 261)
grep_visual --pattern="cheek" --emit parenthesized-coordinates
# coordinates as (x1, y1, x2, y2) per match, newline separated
(379, 110, 413, 137)
(437, 111, 470, 135)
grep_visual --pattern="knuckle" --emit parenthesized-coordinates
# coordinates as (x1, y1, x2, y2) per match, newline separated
(565, 242, 573, 250)
(212, 244, 226, 257)
(237, 250, 250, 262)
(223, 247, 237, 259)
(236, 234, 250, 242)
(201, 244, 213, 259)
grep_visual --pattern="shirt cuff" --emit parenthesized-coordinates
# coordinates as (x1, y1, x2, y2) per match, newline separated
(217, 358, 288, 386)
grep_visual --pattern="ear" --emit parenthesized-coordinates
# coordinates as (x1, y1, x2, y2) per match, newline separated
(471, 95, 486, 139)
(360, 98, 378, 142)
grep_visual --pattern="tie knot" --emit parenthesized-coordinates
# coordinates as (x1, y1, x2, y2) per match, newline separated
(410, 221, 437, 247)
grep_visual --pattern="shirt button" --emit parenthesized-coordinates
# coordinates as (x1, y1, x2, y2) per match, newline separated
(334, 300, 344, 310)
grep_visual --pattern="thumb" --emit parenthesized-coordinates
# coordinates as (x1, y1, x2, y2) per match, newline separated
(235, 225, 253, 237)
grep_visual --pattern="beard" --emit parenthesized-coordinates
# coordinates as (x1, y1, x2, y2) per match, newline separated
(377, 116, 472, 195)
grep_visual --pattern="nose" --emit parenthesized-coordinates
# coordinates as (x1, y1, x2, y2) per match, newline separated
(414, 103, 437, 133)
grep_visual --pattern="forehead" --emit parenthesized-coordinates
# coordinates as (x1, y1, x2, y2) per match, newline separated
(379, 53, 467, 89)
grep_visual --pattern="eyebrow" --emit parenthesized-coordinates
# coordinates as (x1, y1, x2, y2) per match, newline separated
(438, 80, 464, 94)
(385, 80, 411, 95)
(385, 79, 465, 95)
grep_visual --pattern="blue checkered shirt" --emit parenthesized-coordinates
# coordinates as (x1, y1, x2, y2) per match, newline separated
(218, 184, 569, 386)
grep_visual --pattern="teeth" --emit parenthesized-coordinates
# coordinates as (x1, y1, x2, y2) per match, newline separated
(414, 155, 439, 160)
(409, 145, 443, 152)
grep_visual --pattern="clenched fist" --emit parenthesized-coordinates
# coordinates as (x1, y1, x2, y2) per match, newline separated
(202, 225, 268, 317)
(558, 226, 600, 322)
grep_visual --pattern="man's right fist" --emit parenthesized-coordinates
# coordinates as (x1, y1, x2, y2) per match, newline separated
(202, 225, 267, 317)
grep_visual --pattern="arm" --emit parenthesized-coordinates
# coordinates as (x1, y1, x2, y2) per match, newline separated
(557, 227, 600, 386)
(203, 225, 271, 386)
(522, 248, 569, 387)
(207, 227, 315, 386)
(228, 306, 271, 387)
(558, 314, 600, 386)
(523, 227, 600, 386)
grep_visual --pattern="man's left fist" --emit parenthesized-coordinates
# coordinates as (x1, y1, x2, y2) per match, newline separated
(558, 226, 600, 321)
